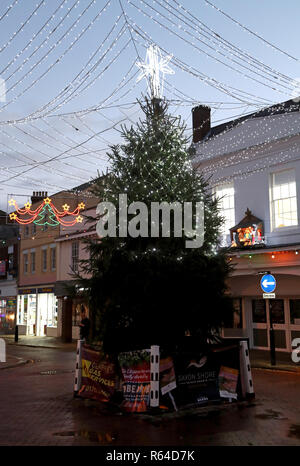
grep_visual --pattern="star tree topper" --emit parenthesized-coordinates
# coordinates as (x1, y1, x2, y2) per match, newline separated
(136, 45, 174, 99)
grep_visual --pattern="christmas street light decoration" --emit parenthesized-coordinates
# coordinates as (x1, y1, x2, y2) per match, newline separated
(136, 44, 174, 98)
(9, 197, 85, 227)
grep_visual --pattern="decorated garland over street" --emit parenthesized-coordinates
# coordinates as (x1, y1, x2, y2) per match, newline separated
(8, 197, 85, 227)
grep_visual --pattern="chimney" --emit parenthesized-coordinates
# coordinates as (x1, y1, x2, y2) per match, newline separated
(31, 191, 47, 205)
(192, 105, 211, 143)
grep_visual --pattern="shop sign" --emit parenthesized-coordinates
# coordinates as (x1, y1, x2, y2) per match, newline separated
(37, 287, 54, 294)
(18, 288, 36, 295)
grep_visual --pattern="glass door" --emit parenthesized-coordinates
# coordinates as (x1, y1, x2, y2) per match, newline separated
(252, 298, 288, 350)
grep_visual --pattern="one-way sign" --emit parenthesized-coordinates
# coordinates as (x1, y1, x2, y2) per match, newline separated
(260, 274, 276, 293)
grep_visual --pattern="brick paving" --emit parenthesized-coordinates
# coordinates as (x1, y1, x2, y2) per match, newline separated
(0, 345, 299, 446)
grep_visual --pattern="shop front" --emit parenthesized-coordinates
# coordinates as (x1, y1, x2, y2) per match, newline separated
(17, 287, 58, 336)
(228, 267, 300, 352)
(0, 296, 16, 334)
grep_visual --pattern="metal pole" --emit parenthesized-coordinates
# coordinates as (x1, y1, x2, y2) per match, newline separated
(268, 299, 276, 366)
(14, 324, 18, 342)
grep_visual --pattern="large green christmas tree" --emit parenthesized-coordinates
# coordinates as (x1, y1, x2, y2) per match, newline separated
(79, 98, 233, 352)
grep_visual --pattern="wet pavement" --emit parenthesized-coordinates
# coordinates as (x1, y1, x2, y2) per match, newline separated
(0, 345, 300, 446)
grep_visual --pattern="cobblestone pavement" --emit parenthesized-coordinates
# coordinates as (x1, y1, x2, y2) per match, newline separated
(0, 345, 300, 446)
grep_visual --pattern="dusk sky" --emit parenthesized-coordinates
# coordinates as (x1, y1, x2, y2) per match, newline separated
(1, 0, 300, 211)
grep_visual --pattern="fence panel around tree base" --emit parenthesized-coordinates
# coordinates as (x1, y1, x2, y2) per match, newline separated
(74, 338, 254, 413)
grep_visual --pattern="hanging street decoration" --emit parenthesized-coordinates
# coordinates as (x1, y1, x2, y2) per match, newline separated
(136, 44, 174, 99)
(8, 197, 85, 227)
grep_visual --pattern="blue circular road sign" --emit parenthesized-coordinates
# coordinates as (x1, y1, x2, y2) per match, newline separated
(260, 274, 276, 293)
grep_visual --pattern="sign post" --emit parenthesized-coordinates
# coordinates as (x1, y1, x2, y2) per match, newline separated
(260, 274, 276, 366)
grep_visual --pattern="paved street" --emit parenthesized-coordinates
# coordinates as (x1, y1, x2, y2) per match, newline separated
(0, 345, 300, 446)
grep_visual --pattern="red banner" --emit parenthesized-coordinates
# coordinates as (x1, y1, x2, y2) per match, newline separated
(79, 345, 116, 402)
(118, 349, 150, 412)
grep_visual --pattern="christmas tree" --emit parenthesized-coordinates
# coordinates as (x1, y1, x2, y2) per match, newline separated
(79, 97, 233, 352)
(34, 204, 59, 227)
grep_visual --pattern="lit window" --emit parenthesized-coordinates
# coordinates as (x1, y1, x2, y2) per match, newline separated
(270, 169, 298, 229)
(214, 182, 235, 237)
(71, 241, 79, 272)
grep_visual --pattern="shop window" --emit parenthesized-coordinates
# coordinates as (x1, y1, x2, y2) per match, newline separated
(269, 299, 285, 324)
(51, 247, 56, 271)
(31, 251, 35, 273)
(8, 253, 14, 272)
(214, 182, 235, 242)
(71, 241, 79, 272)
(23, 253, 28, 274)
(42, 249, 47, 272)
(290, 300, 300, 325)
(252, 299, 266, 323)
(232, 298, 243, 328)
(270, 169, 298, 229)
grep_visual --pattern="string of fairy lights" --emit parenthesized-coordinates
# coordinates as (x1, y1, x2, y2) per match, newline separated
(0, 0, 300, 212)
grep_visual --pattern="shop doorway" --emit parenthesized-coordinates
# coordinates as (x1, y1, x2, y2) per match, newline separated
(252, 298, 300, 352)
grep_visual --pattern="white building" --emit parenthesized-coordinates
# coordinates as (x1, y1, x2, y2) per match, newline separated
(192, 99, 300, 352)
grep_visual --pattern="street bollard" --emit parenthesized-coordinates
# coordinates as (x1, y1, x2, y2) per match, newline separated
(150, 345, 160, 408)
(14, 324, 18, 343)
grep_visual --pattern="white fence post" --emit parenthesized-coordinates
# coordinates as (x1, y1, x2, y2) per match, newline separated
(74, 339, 84, 396)
(150, 345, 160, 408)
(239, 340, 255, 399)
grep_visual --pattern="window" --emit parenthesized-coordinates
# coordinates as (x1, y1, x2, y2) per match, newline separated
(270, 169, 298, 229)
(23, 253, 28, 273)
(71, 241, 79, 272)
(290, 300, 300, 325)
(30, 251, 35, 273)
(32, 224, 36, 236)
(51, 247, 56, 271)
(214, 182, 235, 239)
(8, 253, 14, 272)
(42, 248, 47, 272)
(24, 226, 29, 237)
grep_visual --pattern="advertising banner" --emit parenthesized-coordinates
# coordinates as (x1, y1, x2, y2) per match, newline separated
(173, 344, 240, 407)
(218, 366, 239, 400)
(160, 356, 177, 396)
(118, 349, 150, 412)
(79, 345, 116, 402)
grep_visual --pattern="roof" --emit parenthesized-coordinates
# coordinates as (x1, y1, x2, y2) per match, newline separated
(205, 97, 300, 141)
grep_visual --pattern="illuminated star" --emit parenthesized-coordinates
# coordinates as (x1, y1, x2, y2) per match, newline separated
(9, 213, 17, 220)
(8, 199, 16, 206)
(24, 202, 31, 210)
(136, 44, 174, 99)
(62, 203, 70, 212)
(76, 215, 83, 223)
(78, 202, 85, 210)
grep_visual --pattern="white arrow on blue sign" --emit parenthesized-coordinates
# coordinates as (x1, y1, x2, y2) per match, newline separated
(260, 274, 276, 293)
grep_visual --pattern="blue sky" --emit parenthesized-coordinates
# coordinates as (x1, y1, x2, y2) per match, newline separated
(0, 0, 300, 210)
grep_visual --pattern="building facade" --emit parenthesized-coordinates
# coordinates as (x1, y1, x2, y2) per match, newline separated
(16, 187, 97, 338)
(192, 99, 300, 352)
(0, 219, 19, 335)
(55, 206, 97, 340)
